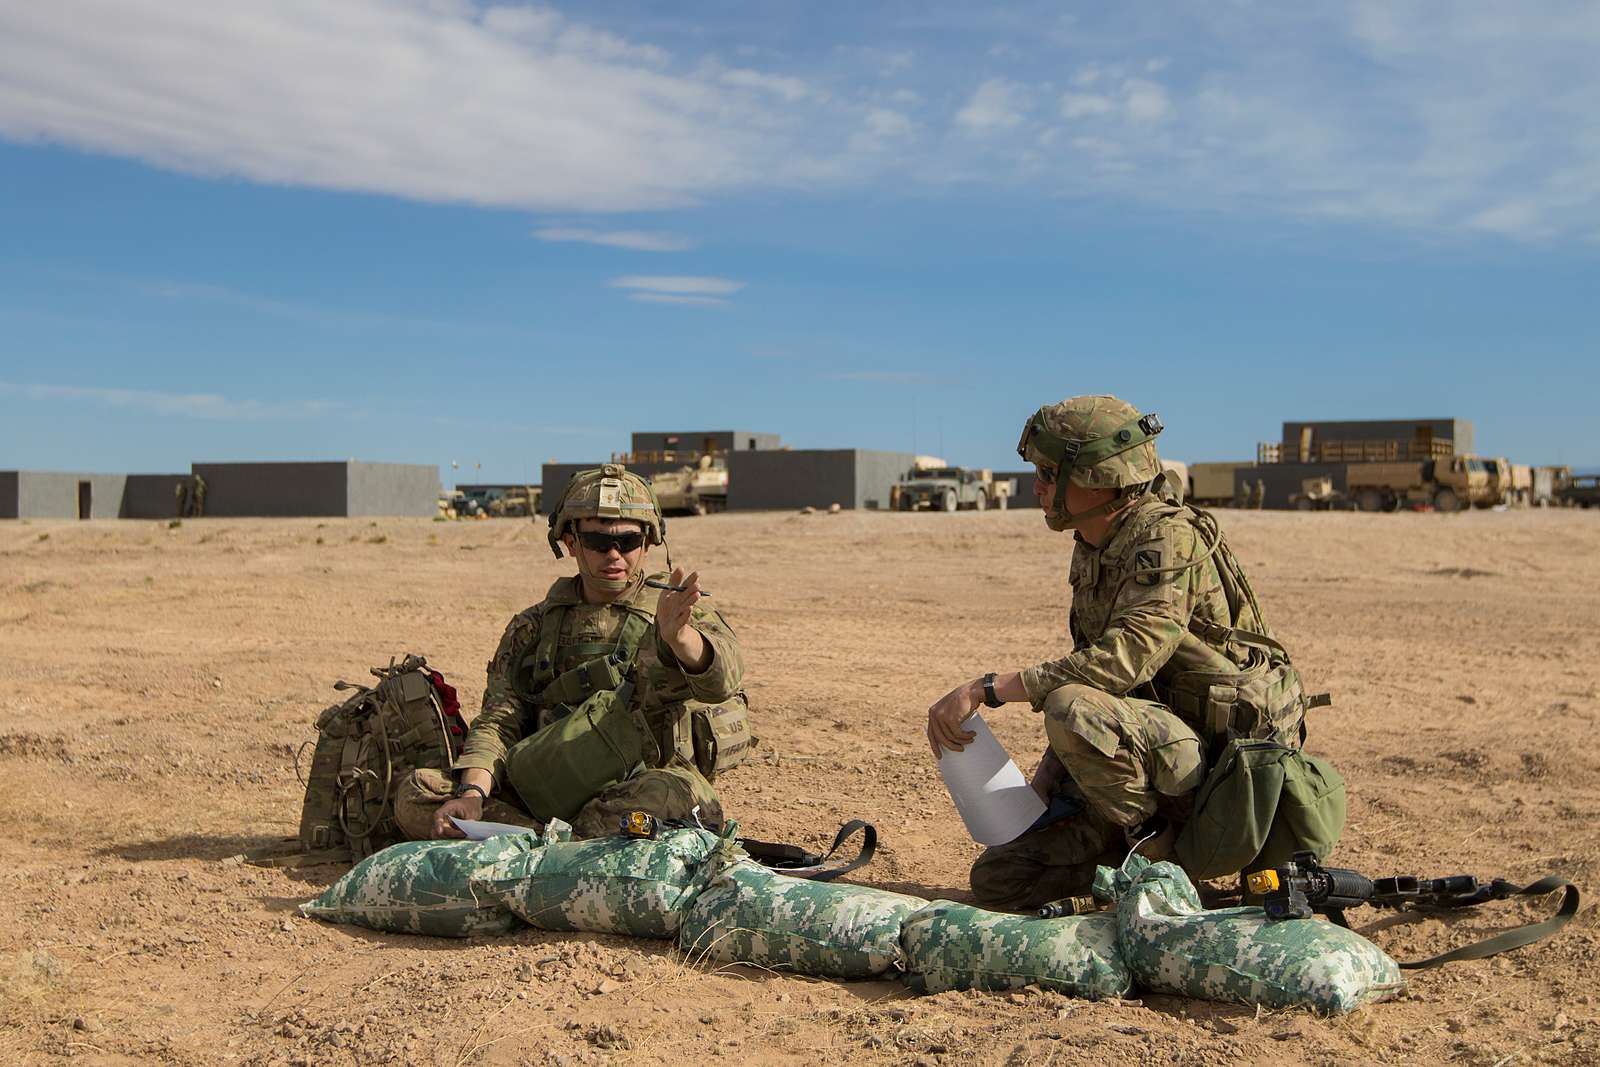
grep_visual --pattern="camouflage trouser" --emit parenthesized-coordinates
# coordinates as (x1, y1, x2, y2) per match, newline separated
(393, 765, 723, 842)
(969, 684, 1205, 913)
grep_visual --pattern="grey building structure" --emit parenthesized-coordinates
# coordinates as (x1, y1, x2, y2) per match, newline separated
(187, 461, 439, 517)
(726, 449, 915, 511)
(630, 430, 781, 455)
(0, 470, 141, 519)
(1278, 418, 1473, 462)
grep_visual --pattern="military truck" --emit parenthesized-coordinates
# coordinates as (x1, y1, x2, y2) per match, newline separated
(1188, 462, 1250, 507)
(894, 467, 1010, 511)
(1345, 456, 1493, 512)
(650, 456, 728, 515)
(1559, 474, 1600, 508)
(488, 485, 540, 518)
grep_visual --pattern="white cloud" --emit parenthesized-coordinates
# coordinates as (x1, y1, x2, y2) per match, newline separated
(533, 228, 694, 252)
(1122, 79, 1172, 122)
(609, 275, 744, 295)
(0, 381, 337, 421)
(0, 1, 784, 212)
(719, 68, 813, 102)
(1060, 93, 1114, 119)
(954, 79, 1028, 131)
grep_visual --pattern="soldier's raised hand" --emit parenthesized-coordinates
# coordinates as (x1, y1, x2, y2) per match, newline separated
(657, 567, 713, 672)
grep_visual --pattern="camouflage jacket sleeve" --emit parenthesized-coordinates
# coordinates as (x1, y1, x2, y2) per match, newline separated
(452, 607, 542, 786)
(652, 604, 743, 705)
(1020, 517, 1203, 707)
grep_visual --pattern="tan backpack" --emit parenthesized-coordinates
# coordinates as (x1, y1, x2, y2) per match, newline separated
(296, 655, 467, 859)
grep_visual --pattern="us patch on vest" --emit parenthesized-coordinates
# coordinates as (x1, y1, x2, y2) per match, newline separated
(1135, 547, 1162, 586)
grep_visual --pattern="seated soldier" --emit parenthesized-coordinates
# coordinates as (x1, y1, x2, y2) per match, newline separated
(926, 395, 1312, 912)
(396, 464, 750, 841)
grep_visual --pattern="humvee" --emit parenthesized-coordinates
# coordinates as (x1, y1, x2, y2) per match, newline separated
(893, 467, 1009, 512)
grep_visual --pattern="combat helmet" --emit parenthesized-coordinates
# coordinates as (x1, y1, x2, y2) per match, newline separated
(546, 463, 666, 559)
(1017, 395, 1164, 530)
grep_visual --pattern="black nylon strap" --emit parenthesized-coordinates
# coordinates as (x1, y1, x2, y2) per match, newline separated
(740, 820, 877, 882)
(1397, 877, 1580, 969)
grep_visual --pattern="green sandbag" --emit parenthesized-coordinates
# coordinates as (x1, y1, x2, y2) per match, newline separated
(473, 824, 727, 939)
(899, 900, 1132, 998)
(1108, 855, 1404, 1014)
(298, 834, 534, 937)
(679, 860, 924, 979)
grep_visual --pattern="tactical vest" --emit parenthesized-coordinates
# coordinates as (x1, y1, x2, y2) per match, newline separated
(511, 599, 753, 782)
(297, 655, 466, 859)
(1130, 503, 1326, 754)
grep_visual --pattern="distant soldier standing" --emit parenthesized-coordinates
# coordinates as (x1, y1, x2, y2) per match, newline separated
(395, 465, 752, 840)
(1249, 478, 1266, 510)
(174, 478, 189, 518)
(191, 474, 207, 517)
(926, 396, 1314, 912)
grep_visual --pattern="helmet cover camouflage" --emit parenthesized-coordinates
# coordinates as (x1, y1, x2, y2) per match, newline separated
(1018, 395, 1163, 489)
(1018, 396, 1164, 529)
(547, 464, 665, 559)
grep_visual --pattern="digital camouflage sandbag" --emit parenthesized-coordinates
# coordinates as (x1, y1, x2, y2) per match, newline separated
(899, 900, 1131, 998)
(472, 821, 732, 939)
(679, 859, 923, 980)
(297, 654, 467, 860)
(1107, 854, 1404, 1014)
(299, 834, 533, 937)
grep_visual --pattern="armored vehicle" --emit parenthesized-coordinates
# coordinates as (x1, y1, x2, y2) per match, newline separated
(650, 456, 728, 515)
(1288, 476, 1354, 511)
(893, 467, 1009, 511)
(487, 485, 540, 518)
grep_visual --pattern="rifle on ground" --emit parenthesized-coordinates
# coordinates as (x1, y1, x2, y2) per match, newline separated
(1248, 850, 1578, 969)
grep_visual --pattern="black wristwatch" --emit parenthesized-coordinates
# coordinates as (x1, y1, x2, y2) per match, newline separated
(454, 782, 488, 802)
(981, 672, 1004, 709)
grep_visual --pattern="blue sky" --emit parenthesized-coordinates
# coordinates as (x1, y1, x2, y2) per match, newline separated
(2, 0, 1597, 483)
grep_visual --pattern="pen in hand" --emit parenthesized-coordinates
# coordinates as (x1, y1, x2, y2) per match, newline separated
(644, 578, 711, 597)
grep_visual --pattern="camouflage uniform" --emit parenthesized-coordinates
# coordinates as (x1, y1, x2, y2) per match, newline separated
(396, 465, 745, 841)
(972, 396, 1301, 912)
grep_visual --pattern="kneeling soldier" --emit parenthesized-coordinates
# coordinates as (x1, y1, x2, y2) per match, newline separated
(397, 464, 751, 840)
(927, 396, 1312, 912)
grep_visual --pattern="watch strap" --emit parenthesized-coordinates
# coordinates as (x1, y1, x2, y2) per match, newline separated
(982, 672, 1003, 709)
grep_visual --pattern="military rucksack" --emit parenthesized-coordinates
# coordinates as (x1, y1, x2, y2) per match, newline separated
(297, 654, 468, 859)
(1174, 738, 1346, 881)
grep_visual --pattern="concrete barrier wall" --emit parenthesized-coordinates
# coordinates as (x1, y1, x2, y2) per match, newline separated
(347, 462, 440, 517)
(192, 462, 348, 517)
(0, 472, 16, 519)
(121, 474, 190, 519)
(1233, 462, 1350, 509)
(853, 450, 918, 510)
(6, 471, 128, 519)
(724, 449, 915, 510)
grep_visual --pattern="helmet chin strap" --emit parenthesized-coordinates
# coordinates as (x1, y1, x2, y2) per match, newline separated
(1046, 482, 1140, 531)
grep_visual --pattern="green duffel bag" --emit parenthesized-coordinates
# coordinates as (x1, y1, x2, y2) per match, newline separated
(679, 859, 924, 979)
(472, 823, 730, 940)
(298, 834, 535, 938)
(1108, 855, 1404, 1014)
(504, 681, 655, 824)
(900, 900, 1131, 999)
(1174, 738, 1345, 881)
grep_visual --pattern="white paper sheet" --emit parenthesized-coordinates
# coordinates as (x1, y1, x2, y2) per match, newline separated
(448, 817, 537, 841)
(936, 712, 1047, 845)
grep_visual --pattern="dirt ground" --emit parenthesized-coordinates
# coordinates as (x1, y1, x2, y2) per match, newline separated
(3, 506, 1598, 1066)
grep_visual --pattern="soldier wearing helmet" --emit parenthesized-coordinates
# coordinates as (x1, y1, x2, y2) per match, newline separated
(395, 464, 751, 841)
(927, 396, 1313, 912)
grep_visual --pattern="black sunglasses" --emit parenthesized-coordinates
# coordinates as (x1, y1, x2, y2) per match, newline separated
(576, 530, 646, 554)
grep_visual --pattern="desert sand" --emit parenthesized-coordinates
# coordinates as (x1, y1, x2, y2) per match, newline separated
(2, 506, 1597, 1065)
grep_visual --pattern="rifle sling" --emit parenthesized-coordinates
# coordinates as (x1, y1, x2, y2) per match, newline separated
(1377, 876, 1580, 970)
(740, 820, 877, 882)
